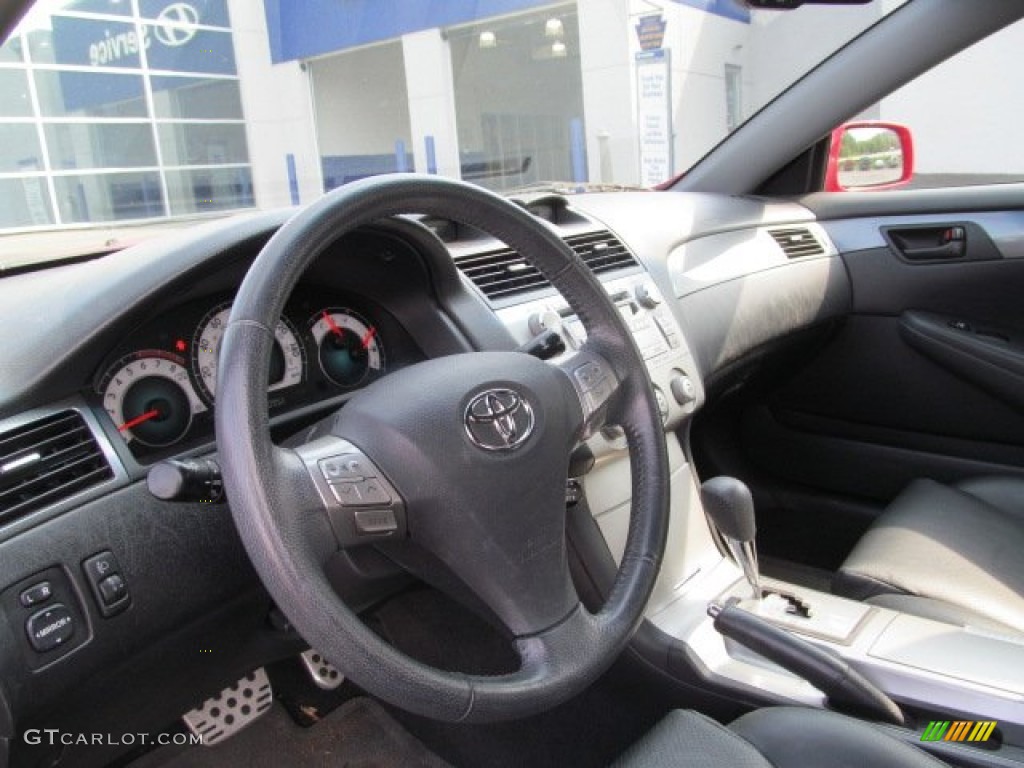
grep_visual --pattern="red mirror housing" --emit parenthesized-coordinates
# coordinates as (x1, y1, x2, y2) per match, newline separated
(825, 121, 914, 192)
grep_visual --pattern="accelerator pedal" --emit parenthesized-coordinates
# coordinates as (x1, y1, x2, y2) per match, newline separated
(300, 648, 345, 690)
(181, 667, 273, 746)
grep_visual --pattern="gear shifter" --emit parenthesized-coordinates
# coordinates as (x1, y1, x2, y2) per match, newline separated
(701, 476, 761, 600)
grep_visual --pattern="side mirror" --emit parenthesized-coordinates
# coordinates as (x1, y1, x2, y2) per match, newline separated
(825, 122, 914, 192)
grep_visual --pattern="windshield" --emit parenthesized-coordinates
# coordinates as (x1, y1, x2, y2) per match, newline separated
(0, 0, 904, 267)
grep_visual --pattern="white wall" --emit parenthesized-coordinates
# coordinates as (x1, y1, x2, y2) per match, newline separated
(744, 3, 885, 120)
(309, 42, 413, 159)
(578, 0, 637, 184)
(229, 0, 321, 207)
(878, 17, 1024, 176)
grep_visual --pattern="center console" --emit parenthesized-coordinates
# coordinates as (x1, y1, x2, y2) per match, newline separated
(494, 232, 1024, 765)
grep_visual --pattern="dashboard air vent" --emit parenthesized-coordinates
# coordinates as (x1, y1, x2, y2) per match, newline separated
(565, 231, 639, 274)
(768, 227, 825, 259)
(0, 410, 113, 524)
(456, 230, 638, 301)
(455, 247, 547, 301)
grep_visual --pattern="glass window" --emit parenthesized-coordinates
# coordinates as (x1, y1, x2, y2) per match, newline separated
(846, 16, 1024, 190)
(54, 171, 164, 223)
(37, 18, 142, 69)
(0, 34, 24, 63)
(0, 177, 55, 229)
(144, 27, 236, 75)
(0, 125, 44, 173)
(151, 76, 243, 119)
(164, 166, 253, 214)
(34, 70, 146, 117)
(139, 0, 230, 29)
(449, 11, 585, 191)
(0, 69, 33, 117)
(45, 123, 157, 170)
(61, 0, 133, 16)
(158, 122, 248, 167)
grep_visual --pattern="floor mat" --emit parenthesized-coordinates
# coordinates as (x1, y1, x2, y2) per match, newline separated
(130, 697, 450, 768)
(761, 556, 834, 594)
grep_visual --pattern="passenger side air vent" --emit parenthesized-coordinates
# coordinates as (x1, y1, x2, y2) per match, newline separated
(456, 230, 638, 301)
(565, 231, 639, 274)
(0, 410, 113, 524)
(768, 227, 825, 259)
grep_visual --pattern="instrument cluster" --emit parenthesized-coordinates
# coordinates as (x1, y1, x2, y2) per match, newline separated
(93, 287, 410, 461)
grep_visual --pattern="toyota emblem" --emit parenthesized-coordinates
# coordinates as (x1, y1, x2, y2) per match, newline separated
(464, 389, 535, 451)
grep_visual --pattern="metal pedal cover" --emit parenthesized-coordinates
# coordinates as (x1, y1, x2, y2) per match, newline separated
(300, 648, 345, 690)
(181, 667, 273, 746)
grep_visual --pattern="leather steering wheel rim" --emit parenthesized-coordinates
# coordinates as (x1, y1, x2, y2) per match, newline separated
(216, 174, 670, 722)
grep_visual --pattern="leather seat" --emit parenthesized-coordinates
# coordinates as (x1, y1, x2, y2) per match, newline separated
(615, 707, 946, 767)
(835, 477, 1024, 634)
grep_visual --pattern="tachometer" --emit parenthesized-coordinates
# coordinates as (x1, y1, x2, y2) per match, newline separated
(309, 308, 385, 388)
(100, 351, 206, 447)
(193, 302, 305, 401)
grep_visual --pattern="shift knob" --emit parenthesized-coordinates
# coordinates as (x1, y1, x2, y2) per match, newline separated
(701, 476, 761, 600)
(700, 476, 756, 542)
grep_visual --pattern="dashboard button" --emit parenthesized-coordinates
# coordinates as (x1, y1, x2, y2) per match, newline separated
(98, 574, 127, 606)
(26, 603, 74, 653)
(20, 581, 53, 607)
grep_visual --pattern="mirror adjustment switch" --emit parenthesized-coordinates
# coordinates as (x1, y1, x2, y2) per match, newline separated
(20, 581, 53, 607)
(82, 551, 130, 617)
(26, 603, 74, 653)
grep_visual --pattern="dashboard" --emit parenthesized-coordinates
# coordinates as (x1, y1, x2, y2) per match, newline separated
(0, 187, 858, 766)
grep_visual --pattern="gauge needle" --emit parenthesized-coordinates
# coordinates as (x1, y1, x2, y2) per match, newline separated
(117, 408, 160, 432)
(322, 310, 344, 340)
(361, 326, 377, 349)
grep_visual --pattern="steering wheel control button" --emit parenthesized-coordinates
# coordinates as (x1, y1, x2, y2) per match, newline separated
(353, 508, 398, 536)
(82, 550, 131, 617)
(26, 604, 74, 653)
(319, 455, 376, 483)
(329, 481, 362, 505)
(464, 388, 535, 451)
(20, 581, 53, 607)
(356, 479, 391, 505)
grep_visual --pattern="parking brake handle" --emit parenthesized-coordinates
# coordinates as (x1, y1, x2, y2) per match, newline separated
(709, 602, 906, 726)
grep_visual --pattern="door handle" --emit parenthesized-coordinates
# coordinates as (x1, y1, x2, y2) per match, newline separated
(885, 225, 966, 261)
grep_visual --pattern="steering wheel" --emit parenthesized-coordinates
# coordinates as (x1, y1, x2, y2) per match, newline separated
(216, 175, 670, 723)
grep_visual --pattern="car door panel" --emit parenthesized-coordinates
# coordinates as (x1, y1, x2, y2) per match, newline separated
(742, 200, 1024, 505)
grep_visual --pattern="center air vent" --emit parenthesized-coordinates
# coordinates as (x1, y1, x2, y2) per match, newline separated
(768, 227, 825, 259)
(456, 230, 638, 302)
(0, 410, 113, 524)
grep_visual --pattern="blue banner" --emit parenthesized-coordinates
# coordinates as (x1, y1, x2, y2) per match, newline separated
(264, 0, 558, 63)
(668, 0, 750, 24)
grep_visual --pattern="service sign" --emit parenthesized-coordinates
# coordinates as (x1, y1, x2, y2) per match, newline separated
(50, 1, 235, 112)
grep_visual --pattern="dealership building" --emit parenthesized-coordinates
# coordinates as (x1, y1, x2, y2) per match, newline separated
(0, 0, 1018, 233)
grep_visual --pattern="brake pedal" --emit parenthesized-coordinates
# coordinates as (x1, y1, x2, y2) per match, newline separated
(181, 667, 273, 746)
(300, 649, 345, 690)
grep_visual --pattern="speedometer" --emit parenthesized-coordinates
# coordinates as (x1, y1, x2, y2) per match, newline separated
(193, 302, 305, 401)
